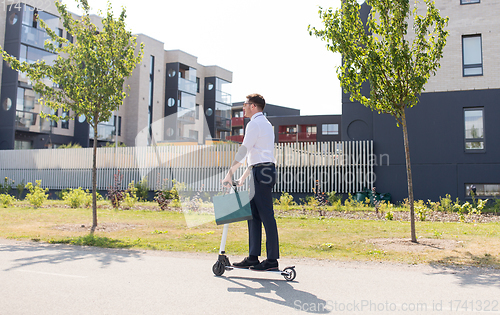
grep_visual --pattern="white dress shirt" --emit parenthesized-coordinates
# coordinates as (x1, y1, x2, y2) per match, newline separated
(238, 112, 276, 166)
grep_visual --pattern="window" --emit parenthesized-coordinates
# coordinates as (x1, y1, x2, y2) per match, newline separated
(461, 0, 480, 4)
(306, 126, 317, 134)
(464, 108, 484, 150)
(196, 77, 200, 93)
(462, 35, 482, 76)
(322, 124, 339, 135)
(466, 184, 499, 197)
(14, 140, 33, 150)
(61, 110, 69, 129)
(66, 32, 74, 43)
(50, 108, 58, 128)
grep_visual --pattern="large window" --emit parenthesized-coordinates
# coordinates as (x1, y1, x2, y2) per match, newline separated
(322, 124, 339, 135)
(462, 35, 482, 76)
(461, 0, 480, 4)
(466, 184, 499, 197)
(464, 108, 484, 150)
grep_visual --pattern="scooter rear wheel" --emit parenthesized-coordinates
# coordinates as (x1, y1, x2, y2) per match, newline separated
(283, 267, 296, 281)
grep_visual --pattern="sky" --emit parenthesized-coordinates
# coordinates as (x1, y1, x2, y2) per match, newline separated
(61, 0, 343, 116)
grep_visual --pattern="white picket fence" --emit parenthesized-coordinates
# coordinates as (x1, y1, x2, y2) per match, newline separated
(0, 141, 373, 194)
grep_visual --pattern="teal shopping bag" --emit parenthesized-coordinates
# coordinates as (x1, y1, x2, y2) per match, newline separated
(213, 190, 252, 225)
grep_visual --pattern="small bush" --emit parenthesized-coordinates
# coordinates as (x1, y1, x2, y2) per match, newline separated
(25, 180, 49, 208)
(0, 177, 14, 195)
(385, 211, 394, 221)
(62, 187, 97, 208)
(135, 177, 149, 201)
(276, 192, 296, 210)
(108, 171, 125, 209)
(0, 193, 16, 208)
(16, 180, 25, 200)
(327, 191, 341, 205)
(123, 181, 138, 209)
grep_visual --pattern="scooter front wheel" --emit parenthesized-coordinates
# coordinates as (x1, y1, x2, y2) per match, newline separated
(212, 261, 225, 276)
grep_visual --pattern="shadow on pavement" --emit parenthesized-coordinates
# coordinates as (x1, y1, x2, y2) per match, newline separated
(427, 253, 500, 288)
(0, 241, 142, 271)
(221, 275, 332, 313)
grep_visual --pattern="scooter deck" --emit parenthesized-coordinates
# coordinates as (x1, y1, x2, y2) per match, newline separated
(226, 265, 295, 276)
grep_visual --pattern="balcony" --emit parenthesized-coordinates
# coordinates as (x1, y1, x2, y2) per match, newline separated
(278, 132, 317, 143)
(21, 25, 52, 50)
(231, 117, 244, 126)
(226, 135, 244, 143)
(15, 110, 51, 133)
(216, 116, 231, 132)
(89, 124, 115, 142)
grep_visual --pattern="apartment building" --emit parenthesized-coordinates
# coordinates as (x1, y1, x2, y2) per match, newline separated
(0, 1, 232, 150)
(229, 101, 341, 144)
(342, 0, 500, 201)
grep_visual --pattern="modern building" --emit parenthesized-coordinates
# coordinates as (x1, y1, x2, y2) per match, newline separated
(341, 0, 500, 201)
(228, 101, 341, 144)
(0, 1, 232, 150)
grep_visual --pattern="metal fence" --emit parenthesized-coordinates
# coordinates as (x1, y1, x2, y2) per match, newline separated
(0, 141, 373, 194)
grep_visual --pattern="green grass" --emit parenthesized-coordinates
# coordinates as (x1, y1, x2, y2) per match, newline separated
(1, 200, 500, 268)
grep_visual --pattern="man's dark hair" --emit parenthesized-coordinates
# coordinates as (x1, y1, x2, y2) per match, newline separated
(246, 93, 266, 111)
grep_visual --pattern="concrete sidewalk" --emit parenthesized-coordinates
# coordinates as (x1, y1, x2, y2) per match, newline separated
(1, 238, 500, 314)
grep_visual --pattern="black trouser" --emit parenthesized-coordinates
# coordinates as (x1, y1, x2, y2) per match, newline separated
(248, 164, 279, 260)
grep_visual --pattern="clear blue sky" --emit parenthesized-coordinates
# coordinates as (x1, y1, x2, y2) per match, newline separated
(62, 0, 343, 115)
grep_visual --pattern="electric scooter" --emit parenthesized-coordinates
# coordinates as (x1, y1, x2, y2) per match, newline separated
(212, 183, 296, 281)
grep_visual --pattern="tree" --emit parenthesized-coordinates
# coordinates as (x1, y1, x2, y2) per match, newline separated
(309, 0, 448, 242)
(1, 0, 144, 233)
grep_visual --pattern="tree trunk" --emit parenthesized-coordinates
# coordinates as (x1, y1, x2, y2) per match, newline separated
(401, 109, 417, 243)
(91, 124, 98, 234)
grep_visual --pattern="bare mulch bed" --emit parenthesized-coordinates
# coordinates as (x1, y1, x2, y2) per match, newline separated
(53, 223, 139, 233)
(278, 209, 500, 223)
(367, 238, 461, 252)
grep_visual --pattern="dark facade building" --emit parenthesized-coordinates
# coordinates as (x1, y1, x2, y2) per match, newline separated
(341, 0, 500, 202)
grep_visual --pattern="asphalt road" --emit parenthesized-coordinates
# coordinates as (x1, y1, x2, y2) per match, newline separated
(1, 238, 500, 315)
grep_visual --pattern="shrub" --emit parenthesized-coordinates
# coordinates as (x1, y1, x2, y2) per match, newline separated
(16, 180, 25, 200)
(327, 191, 341, 205)
(123, 181, 138, 209)
(108, 171, 125, 209)
(25, 180, 49, 208)
(414, 200, 429, 221)
(385, 211, 394, 221)
(0, 193, 16, 208)
(0, 177, 14, 195)
(135, 177, 149, 201)
(154, 180, 183, 211)
(276, 192, 296, 210)
(439, 194, 453, 212)
(62, 187, 97, 208)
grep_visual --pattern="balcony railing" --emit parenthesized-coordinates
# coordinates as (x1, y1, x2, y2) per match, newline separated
(216, 90, 231, 105)
(178, 77, 197, 95)
(231, 117, 244, 126)
(15, 110, 51, 133)
(278, 132, 317, 143)
(226, 135, 244, 143)
(21, 25, 52, 50)
(89, 124, 115, 142)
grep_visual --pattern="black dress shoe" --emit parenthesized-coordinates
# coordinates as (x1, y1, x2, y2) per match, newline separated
(232, 257, 260, 268)
(250, 259, 279, 271)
